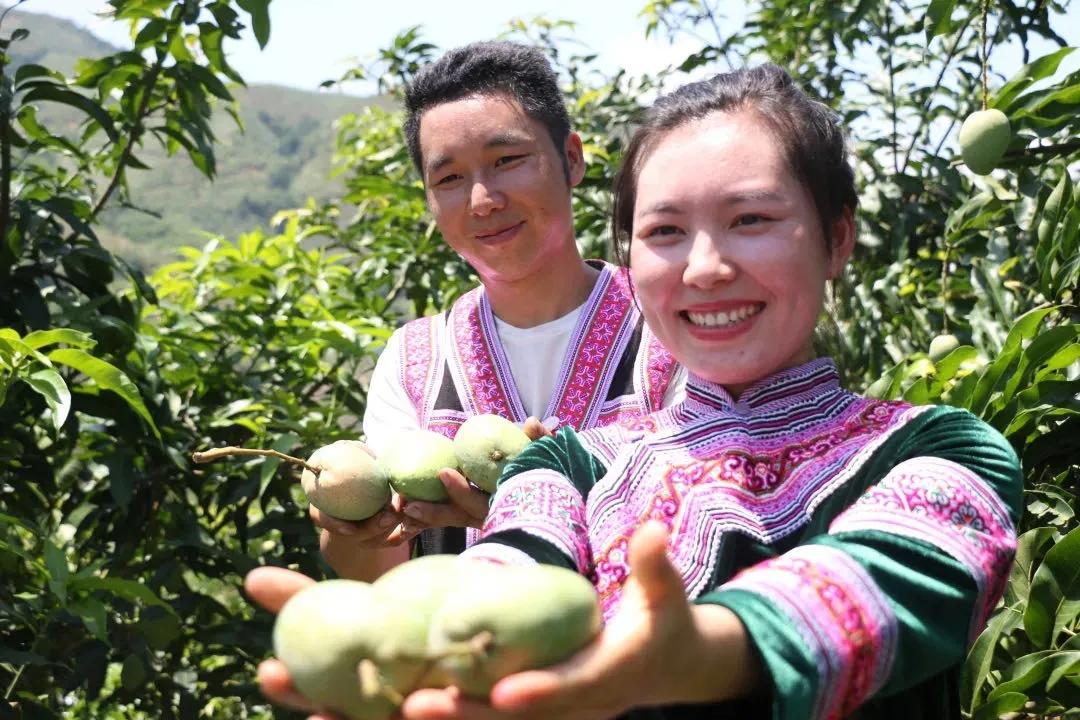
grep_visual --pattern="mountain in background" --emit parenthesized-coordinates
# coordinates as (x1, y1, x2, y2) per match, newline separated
(7, 10, 380, 269)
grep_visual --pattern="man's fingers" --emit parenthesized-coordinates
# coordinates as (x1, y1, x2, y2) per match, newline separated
(439, 468, 490, 520)
(311, 505, 401, 540)
(522, 416, 554, 441)
(401, 687, 503, 720)
(244, 566, 316, 614)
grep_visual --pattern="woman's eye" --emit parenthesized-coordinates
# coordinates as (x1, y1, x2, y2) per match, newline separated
(643, 225, 683, 239)
(495, 154, 525, 167)
(735, 214, 767, 227)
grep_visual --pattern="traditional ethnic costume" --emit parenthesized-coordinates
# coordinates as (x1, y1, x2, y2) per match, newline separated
(461, 358, 1022, 719)
(362, 260, 683, 554)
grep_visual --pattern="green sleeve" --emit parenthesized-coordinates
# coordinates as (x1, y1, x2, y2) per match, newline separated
(698, 408, 1021, 720)
(466, 427, 607, 571)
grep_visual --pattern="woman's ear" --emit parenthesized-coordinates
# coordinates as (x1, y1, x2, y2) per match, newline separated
(827, 207, 856, 280)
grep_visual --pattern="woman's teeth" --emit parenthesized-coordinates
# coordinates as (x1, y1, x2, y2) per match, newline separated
(686, 304, 763, 327)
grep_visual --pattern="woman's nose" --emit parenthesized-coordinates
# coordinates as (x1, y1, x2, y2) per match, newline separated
(683, 232, 737, 287)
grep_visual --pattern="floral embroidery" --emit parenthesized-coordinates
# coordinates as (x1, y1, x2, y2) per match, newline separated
(588, 389, 925, 611)
(723, 545, 897, 720)
(829, 456, 1016, 637)
(483, 470, 591, 572)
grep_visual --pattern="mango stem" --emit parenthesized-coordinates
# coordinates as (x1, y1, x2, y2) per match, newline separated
(190, 446, 319, 475)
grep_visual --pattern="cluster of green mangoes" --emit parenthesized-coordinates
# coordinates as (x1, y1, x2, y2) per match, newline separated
(301, 414, 533, 521)
(273, 555, 601, 720)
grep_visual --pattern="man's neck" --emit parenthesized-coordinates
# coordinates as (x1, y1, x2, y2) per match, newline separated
(483, 257, 600, 329)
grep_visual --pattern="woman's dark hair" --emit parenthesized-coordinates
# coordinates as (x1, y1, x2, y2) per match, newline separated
(403, 41, 571, 178)
(611, 63, 857, 263)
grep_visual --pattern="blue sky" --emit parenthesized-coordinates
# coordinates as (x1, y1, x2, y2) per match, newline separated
(17, 0, 1080, 99)
(21, 0, 710, 94)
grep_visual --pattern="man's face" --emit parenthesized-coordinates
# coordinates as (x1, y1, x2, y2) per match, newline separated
(418, 93, 585, 285)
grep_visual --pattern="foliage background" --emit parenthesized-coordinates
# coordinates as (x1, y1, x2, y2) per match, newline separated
(0, 0, 1077, 718)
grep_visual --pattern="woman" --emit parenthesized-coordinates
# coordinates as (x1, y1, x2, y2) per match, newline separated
(249, 64, 1021, 720)
(399, 63, 1021, 720)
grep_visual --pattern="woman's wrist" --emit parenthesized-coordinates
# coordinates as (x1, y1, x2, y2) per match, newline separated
(670, 603, 762, 705)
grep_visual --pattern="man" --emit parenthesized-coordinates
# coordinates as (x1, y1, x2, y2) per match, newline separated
(250, 39, 683, 715)
(312, 40, 683, 584)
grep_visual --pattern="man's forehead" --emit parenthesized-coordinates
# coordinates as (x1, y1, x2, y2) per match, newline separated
(419, 94, 541, 171)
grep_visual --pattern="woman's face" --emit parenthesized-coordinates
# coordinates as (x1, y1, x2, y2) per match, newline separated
(629, 109, 853, 393)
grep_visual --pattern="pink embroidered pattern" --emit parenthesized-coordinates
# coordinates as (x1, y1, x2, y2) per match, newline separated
(642, 324, 678, 412)
(483, 470, 591, 573)
(448, 288, 519, 419)
(399, 315, 440, 427)
(723, 545, 897, 720)
(829, 456, 1016, 637)
(551, 267, 636, 430)
(589, 398, 916, 612)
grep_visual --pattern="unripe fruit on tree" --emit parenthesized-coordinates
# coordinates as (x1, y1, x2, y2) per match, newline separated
(301, 440, 390, 521)
(958, 109, 1011, 175)
(377, 430, 457, 502)
(428, 562, 601, 697)
(453, 414, 532, 493)
(928, 333, 960, 361)
(273, 580, 419, 720)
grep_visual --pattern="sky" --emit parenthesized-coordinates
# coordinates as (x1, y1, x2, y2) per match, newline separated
(12, 1, 1080, 115)
(18, 0, 714, 95)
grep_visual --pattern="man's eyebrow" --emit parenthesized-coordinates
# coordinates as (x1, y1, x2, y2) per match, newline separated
(636, 190, 788, 217)
(426, 132, 533, 177)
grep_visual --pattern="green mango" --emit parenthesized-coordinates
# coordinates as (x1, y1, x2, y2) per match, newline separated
(453, 414, 531, 493)
(928, 333, 959, 361)
(372, 554, 465, 688)
(301, 440, 390, 521)
(958, 109, 1011, 175)
(377, 430, 457, 502)
(428, 562, 601, 697)
(273, 580, 425, 720)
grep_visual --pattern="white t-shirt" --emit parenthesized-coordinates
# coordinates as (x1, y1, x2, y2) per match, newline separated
(362, 305, 686, 455)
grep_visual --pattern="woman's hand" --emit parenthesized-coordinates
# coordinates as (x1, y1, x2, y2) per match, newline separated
(399, 521, 758, 720)
(244, 567, 345, 720)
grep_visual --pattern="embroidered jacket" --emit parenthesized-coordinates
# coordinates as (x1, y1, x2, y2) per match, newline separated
(464, 358, 1022, 720)
(394, 260, 679, 554)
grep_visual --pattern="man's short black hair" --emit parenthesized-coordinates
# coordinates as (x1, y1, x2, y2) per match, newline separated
(403, 41, 571, 178)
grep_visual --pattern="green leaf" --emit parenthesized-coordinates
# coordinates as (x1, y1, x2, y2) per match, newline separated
(47, 349, 160, 439)
(963, 606, 1023, 710)
(993, 47, 1076, 111)
(924, 0, 956, 42)
(238, 0, 271, 49)
(1024, 524, 1080, 648)
(68, 597, 108, 642)
(21, 329, 96, 351)
(971, 691, 1028, 720)
(20, 84, 119, 142)
(20, 369, 71, 432)
(259, 432, 300, 499)
(69, 576, 175, 612)
(43, 539, 69, 602)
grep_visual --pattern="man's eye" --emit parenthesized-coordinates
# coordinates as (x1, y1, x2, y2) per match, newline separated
(434, 173, 462, 186)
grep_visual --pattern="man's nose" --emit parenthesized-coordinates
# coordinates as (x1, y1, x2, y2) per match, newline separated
(469, 177, 505, 215)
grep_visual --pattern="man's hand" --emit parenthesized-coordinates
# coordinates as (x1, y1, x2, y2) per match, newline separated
(399, 416, 556, 534)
